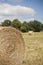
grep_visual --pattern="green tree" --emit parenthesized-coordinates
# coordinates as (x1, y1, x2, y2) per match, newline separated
(41, 24, 43, 31)
(22, 21, 29, 32)
(11, 19, 21, 29)
(2, 20, 11, 26)
(28, 20, 41, 32)
(33, 20, 41, 32)
(20, 25, 27, 32)
(28, 21, 35, 31)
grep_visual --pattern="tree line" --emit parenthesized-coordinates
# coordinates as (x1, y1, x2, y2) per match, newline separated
(0, 19, 43, 32)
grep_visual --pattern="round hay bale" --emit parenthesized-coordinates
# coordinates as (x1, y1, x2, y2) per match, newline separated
(0, 27, 25, 65)
(28, 31, 34, 35)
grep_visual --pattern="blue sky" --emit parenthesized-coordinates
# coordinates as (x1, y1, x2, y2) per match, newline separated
(0, 0, 43, 23)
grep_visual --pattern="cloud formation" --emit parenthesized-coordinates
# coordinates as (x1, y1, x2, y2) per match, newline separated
(0, 3, 36, 22)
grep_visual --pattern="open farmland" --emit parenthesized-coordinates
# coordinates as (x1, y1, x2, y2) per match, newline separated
(22, 32, 43, 65)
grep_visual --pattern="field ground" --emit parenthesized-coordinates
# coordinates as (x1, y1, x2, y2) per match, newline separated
(22, 32, 43, 65)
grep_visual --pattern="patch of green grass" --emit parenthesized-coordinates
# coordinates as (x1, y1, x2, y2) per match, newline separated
(22, 32, 43, 65)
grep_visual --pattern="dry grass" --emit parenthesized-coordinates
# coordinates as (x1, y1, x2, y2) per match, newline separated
(22, 32, 43, 65)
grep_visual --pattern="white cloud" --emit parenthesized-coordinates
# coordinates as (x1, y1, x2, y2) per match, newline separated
(0, 3, 36, 22)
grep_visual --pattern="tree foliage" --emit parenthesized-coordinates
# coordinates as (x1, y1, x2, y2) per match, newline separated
(2, 20, 11, 26)
(41, 24, 43, 31)
(28, 20, 41, 32)
(20, 25, 27, 32)
(1, 19, 43, 32)
(11, 19, 21, 29)
(22, 21, 29, 32)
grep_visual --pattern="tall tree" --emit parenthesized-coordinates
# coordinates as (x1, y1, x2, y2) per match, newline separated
(28, 20, 41, 32)
(11, 19, 21, 29)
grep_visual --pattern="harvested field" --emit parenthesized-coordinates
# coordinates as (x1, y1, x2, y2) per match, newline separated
(0, 27, 25, 65)
(22, 32, 43, 65)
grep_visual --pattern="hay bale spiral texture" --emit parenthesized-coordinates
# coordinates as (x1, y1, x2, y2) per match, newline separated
(0, 27, 25, 65)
